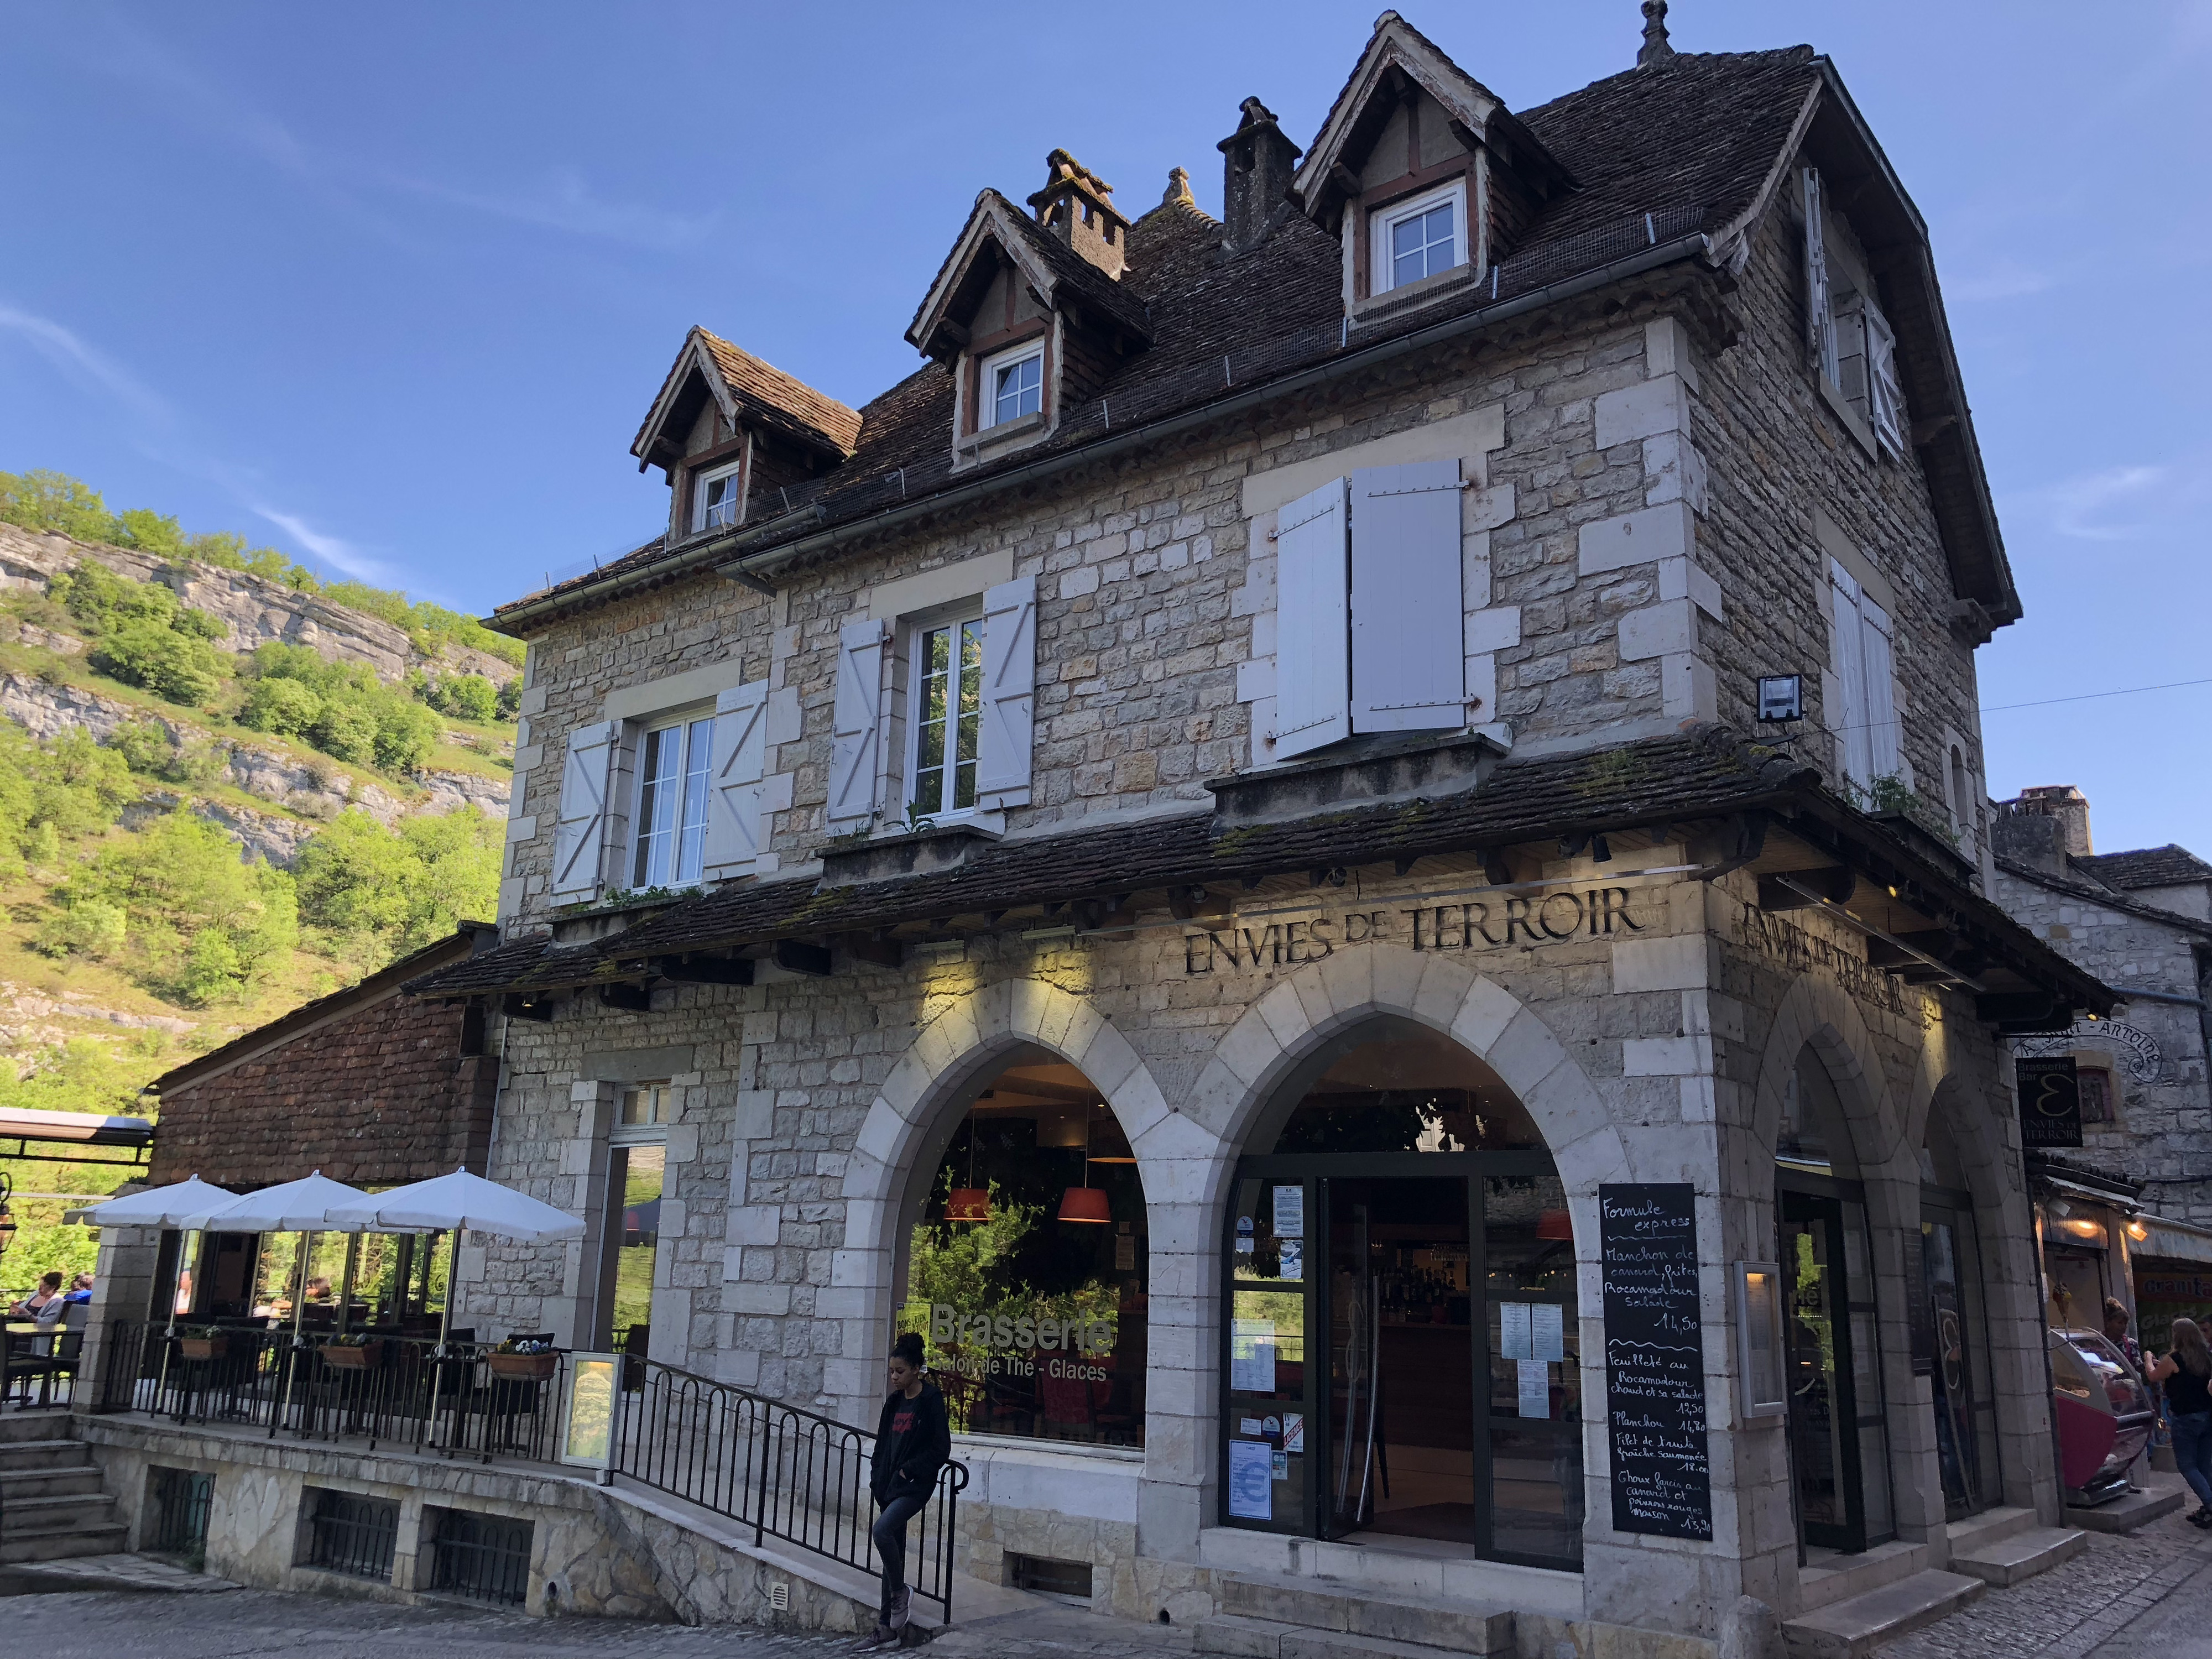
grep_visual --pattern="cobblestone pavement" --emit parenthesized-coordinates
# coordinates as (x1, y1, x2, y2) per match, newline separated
(1884, 1507, 2212, 1659)
(0, 1587, 1197, 1659)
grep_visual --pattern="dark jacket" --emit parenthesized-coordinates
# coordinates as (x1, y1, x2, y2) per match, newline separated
(870, 1380, 950, 1504)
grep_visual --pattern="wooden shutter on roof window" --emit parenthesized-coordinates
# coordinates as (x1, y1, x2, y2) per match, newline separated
(702, 679, 769, 880)
(1803, 169, 1838, 383)
(975, 575, 1036, 804)
(550, 719, 619, 902)
(1271, 477, 1352, 759)
(826, 618, 886, 827)
(1863, 302, 1904, 457)
(1351, 460, 1465, 734)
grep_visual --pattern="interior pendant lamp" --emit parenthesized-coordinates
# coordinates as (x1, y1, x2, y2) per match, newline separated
(1058, 1104, 1112, 1224)
(945, 1121, 990, 1224)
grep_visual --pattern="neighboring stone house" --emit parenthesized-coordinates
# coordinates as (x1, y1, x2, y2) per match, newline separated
(1989, 786, 2212, 1349)
(381, 12, 2104, 1647)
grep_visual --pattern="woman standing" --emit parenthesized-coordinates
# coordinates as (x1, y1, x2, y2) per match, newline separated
(865, 1332, 949, 1650)
(2148, 1317, 2212, 1528)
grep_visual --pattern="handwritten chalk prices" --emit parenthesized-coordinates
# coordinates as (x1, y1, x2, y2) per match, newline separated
(1600, 1183, 1712, 1541)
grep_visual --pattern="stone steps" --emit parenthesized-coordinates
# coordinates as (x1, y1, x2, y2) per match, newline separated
(2065, 1476, 2187, 1535)
(0, 1412, 129, 1567)
(1194, 1572, 1514, 1658)
(1948, 1525, 2086, 1588)
(1781, 1568, 1985, 1659)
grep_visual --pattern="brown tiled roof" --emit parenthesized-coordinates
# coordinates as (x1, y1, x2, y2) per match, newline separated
(406, 729, 2108, 1018)
(2080, 846, 2212, 892)
(695, 328, 862, 456)
(495, 49, 1820, 628)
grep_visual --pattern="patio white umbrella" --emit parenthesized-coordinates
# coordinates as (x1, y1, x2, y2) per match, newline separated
(325, 1168, 586, 1439)
(201, 1171, 377, 1423)
(81, 1175, 237, 1229)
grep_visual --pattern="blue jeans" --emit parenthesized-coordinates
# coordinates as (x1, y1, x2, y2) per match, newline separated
(2172, 1410, 2212, 1512)
(872, 1491, 927, 1623)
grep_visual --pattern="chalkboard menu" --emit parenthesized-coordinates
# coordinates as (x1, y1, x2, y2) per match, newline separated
(1600, 1183, 1713, 1541)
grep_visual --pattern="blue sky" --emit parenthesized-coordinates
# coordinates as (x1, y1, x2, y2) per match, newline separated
(2, 2, 2205, 851)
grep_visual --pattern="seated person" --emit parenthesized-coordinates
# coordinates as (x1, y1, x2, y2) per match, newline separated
(10, 1272, 65, 1324)
(61, 1274, 92, 1306)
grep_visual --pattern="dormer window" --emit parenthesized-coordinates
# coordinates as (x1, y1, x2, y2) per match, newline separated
(1374, 182, 1464, 293)
(692, 460, 743, 534)
(982, 342, 1045, 430)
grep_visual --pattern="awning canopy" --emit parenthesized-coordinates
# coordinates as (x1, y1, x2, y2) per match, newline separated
(79, 1176, 236, 1229)
(202, 1172, 373, 1235)
(0, 1105, 154, 1170)
(325, 1167, 585, 1243)
(2137, 1216, 2212, 1268)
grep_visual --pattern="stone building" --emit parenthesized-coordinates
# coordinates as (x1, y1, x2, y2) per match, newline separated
(1990, 787, 2212, 1352)
(382, 13, 2107, 1649)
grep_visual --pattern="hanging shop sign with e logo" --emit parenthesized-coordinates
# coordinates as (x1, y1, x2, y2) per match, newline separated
(2016, 1055, 2083, 1149)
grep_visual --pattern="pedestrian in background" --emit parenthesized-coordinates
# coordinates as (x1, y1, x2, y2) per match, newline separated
(864, 1332, 948, 1650)
(2147, 1316, 2212, 1527)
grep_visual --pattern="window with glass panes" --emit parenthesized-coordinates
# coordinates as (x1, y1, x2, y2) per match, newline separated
(910, 617, 983, 815)
(992, 352, 1042, 426)
(1374, 184, 1464, 293)
(631, 716, 714, 887)
(696, 464, 741, 532)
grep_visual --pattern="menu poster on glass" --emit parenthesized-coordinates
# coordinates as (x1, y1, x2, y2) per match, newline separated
(1231, 1319, 1277, 1394)
(1272, 1186, 1305, 1240)
(1517, 1357, 1551, 1419)
(1227, 1438, 1274, 1519)
(1531, 1301, 1564, 1362)
(1279, 1239, 1304, 1282)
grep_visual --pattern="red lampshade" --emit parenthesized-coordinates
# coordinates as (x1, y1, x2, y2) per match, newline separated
(1536, 1209, 1574, 1241)
(945, 1188, 992, 1224)
(1057, 1186, 1113, 1224)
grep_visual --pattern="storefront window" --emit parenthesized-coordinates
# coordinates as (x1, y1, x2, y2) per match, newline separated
(901, 1048, 1146, 1447)
(1265, 1026, 1539, 1155)
(595, 1078, 671, 1352)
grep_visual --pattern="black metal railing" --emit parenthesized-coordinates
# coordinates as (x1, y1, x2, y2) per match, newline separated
(615, 1360, 967, 1622)
(96, 1323, 566, 1464)
(97, 1327, 967, 1622)
(145, 1465, 214, 1565)
(305, 1487, 400, 1580)
(426, 1507, 534, 1605)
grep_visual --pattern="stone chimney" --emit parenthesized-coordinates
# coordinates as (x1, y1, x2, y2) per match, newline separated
(1992, 785, 2092, 873)
(1217, 97, 1303, 255)
(1027, 149, 1130, 280)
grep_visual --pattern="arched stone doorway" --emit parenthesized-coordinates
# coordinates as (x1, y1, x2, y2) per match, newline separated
(1219, 1014, 1583, 1572)
(895, 1045, 1150, 1449)
(1775, 1040, 1897, 1554)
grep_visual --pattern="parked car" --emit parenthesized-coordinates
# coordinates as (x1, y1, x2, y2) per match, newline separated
(2050, 1326, 2154, 1504)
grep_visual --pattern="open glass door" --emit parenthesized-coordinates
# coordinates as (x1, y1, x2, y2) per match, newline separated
(1783, 1191, 1864, 1551)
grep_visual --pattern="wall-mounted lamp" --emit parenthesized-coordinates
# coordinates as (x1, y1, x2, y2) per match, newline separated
(1735, 1261, 1787, 1422)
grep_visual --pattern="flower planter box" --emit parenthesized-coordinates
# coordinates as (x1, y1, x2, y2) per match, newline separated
(487, 1351, 556, 1381)
(322, 1344, 382, 1370)
(179, 1336, 227, 1361)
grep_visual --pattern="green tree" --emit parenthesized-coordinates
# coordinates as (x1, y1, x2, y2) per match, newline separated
(430, 673, 499, 723)
(66, 813, 298, 1004)
(294, 806, 500, 959)
(0, 470, 115, 542)
(111, 508, 186, 554)
(25, 730, 135, 839)
(89, 619, 228, 707)
(51, 559, 175, 633)
(310, 700, 378, 764)
(239, 675, 322, 737)
(33, 898, 127, 960)
(372, 700, 441, 771)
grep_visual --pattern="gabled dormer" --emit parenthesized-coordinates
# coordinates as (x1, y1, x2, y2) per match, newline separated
(629, 326, 860, 545)
(907, 153, 1152, 471)
(1292, 11, 1571, 321)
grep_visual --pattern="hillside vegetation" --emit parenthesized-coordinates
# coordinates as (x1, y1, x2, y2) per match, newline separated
(0, 471, 518, 1287)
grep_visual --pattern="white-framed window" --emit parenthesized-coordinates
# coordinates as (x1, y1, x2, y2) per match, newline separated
(619, 1082, 672, 1130)
(978, 342, 1044, 430)
(692, 460, 743, 534)
(1370, 180, 1467, 294)
(630, 713, 715, 888)
(905, 607, 985, 816)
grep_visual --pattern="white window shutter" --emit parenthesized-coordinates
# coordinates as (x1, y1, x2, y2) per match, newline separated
(1864, 301, 1903, 456)
(702, 679, 768, 880)
(1859, 592, 1900, 780)
(826, 617, 886, 827)
(1803, 168, 1838, 383)
(1829, 562, 1873, 789)
(1272, 477, 1351, 759)
(975, 575, 1036, 802)
(550, 719, 619, 902)
(1351, 460, 1465, 733)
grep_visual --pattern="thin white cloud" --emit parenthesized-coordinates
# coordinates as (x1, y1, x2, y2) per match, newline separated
(1945, 260, 2059, 303)
(2036, 461, 2202, 542)
(0, 298, 442, 596)
(381, 164, 717, 250)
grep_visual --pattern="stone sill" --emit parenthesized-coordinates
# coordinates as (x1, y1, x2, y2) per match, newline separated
(951, 1431, 1145, 1464)
(1206, 729, 1508, 827)
(818, 822, 1003, 888)
(1351, 262, 1480, 326)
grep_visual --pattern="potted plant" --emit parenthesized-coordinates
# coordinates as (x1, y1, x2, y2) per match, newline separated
(321, 1332, 382, 1370)
(176, 1324, 228, 1361)
(486, 1335, 558, 1380)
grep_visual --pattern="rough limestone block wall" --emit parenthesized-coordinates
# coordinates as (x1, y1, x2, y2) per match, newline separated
(1990, 870, 2212, 1225)
(1693, 205, 1987, 813)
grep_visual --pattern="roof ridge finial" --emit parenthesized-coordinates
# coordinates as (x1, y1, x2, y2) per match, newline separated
(1638, 0, 1675, 67)
(1163, 166, 1194, 207)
